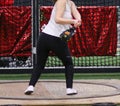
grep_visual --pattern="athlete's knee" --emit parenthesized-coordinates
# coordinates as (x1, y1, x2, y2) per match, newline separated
(65, 65, 74, 71)
(65, 57, 73, 65)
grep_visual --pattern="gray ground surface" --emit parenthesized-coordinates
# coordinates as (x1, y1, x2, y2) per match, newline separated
(0, 79, 120, 105)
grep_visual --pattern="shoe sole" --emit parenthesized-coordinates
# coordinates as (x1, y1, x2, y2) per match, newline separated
(67, 92, 77, 95)
(24, 91, 33, 95)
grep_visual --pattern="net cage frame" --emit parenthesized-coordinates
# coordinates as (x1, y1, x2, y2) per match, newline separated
(0, 0, 120, 73)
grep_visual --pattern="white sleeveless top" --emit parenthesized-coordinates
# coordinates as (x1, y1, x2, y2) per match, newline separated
(42, 0, 72, 37)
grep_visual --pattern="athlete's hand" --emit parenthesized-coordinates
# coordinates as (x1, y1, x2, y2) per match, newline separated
(73, 19, 82, 28)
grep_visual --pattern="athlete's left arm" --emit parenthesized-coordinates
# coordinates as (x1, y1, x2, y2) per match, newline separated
(70, 1, 82, 22)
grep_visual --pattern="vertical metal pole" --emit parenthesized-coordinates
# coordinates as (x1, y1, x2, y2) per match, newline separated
(31, 0, 39, 69)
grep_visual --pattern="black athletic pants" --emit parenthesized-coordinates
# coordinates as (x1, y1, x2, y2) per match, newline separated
(29, 32, 74, 88)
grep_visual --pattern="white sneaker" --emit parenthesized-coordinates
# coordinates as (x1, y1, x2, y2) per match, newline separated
(66, 88, 77, 95)
(24, 85, 34, 95)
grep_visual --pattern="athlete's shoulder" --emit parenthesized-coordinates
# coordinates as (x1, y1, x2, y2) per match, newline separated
(56, 0, 67, 3)
(69, 0, 75, 5)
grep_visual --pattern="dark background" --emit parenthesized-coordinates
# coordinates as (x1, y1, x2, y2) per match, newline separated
(14, 0, 120, 6)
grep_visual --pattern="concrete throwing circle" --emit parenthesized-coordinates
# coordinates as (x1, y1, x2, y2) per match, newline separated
(0, 80, 120, 100)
